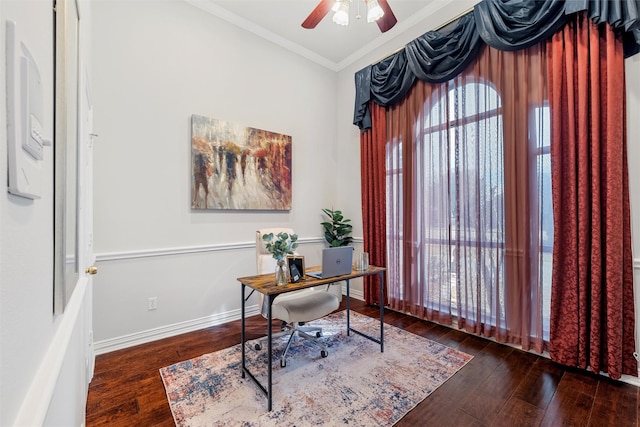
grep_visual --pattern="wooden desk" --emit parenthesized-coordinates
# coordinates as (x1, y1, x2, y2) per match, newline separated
(237, 266, 386, 411)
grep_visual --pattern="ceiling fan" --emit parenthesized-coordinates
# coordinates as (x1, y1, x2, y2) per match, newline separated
(302, 0, 398, 33)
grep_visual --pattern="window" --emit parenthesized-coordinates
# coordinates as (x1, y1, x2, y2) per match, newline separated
(420, 81, 505, 321)
(386, 76, 553, 346)
(530, 105, 553, 339)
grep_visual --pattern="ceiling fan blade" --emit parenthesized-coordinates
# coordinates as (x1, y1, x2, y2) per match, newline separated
(376, 0, 397, 33)
(302, 0, 335, 29)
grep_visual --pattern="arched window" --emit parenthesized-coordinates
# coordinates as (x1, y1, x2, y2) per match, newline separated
(417, 81, 505, 321)
(386, 72, 552, 346)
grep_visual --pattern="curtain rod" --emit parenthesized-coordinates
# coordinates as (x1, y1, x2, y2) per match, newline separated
(371, 5, 475, 66)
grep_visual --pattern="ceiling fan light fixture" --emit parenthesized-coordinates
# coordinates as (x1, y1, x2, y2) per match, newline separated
(366, 0, 384, 23)
(332, 1, 349, 26)
(331, 0, 342, 12)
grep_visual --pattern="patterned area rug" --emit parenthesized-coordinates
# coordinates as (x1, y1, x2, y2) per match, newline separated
(160, 311, 472, 426)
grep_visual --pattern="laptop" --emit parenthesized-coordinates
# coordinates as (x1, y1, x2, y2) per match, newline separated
(307, 247, 353, 279)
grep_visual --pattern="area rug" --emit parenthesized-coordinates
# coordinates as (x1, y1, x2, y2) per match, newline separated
(160, 311, 472, 426)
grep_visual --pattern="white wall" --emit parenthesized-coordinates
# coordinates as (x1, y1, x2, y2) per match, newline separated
(625, 53, 640, 376)
(91, 0, 356, 349)
(0, 0, 94, 425)
(0, 2, 54, 422)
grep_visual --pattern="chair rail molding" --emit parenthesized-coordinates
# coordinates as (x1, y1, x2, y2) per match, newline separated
(95, 236, 364, 262)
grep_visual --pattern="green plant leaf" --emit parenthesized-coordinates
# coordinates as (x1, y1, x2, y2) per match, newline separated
(321, 208, 353, 247)
(263, 231, 298, 260)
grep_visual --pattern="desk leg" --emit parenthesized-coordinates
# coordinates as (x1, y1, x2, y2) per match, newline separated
(240, 288, 272, 410)
(379, 271, 384, 353)
(241, 284, 246, 378)
(267, 295, 273, 412)
(346, 279, 351, 336)
(346, 273, 384, 351)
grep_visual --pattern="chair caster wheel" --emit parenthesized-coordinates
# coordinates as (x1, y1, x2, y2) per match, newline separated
(254, 343, 262, 351)
(321, 350, 328, 358)
(316, 332, 322, 338)
(280, 358, 287, 368)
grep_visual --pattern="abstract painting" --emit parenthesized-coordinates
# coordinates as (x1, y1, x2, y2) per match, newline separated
(191, 115, 292, 210)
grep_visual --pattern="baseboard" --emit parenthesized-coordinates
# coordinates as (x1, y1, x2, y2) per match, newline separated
(345, 286, 364, 301)
(94, 305, 261, 354)
(94, 287, 365, 354)
(620, 374, 640, 386)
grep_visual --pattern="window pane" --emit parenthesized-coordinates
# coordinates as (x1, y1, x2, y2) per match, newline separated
(538, 151, 553, 339)
(533, 106, 551, 149)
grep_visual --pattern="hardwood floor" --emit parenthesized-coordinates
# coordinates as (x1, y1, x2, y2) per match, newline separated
(86, 298, 639, 426)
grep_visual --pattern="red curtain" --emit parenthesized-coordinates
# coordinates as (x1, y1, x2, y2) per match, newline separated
(548, 14, 637, 379)
(360, 102, 388, 306)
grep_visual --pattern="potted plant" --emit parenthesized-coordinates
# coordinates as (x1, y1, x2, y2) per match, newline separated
(321, 208, 353, 247)
(263, 231, 298, 285)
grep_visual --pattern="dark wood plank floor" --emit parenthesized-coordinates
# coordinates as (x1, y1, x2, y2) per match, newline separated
(86, 298, 639, 426)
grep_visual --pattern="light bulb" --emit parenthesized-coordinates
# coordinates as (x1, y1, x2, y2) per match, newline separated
(366, 0, 384, 23)
(332, 1, 349, 26)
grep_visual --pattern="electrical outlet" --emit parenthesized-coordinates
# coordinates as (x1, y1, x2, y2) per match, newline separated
(148, 297, 157, 311)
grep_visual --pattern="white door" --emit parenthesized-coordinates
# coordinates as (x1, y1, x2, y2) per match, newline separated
(77, 59, 95, 384)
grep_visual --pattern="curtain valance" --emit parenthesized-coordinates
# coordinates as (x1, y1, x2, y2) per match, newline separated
(474, 0, 568, 51)
(405, 14, 481, 84)
(354, 0, 640, 130)
(566, 0, 640, 56)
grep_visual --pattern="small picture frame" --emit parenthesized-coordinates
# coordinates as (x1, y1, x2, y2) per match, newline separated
(287, 255, 305, 283)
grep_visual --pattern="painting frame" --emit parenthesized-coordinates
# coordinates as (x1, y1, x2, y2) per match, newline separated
(287, 255, 305, 282)
(191, 115, 292, 211)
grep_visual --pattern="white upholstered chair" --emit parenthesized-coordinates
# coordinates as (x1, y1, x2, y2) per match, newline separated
(255, 228, 342, 367)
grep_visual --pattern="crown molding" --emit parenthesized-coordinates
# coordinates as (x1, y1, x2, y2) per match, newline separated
(335, 0, 462, 70)
(183, 0, 469, 72)
(183, 0, 341, 71)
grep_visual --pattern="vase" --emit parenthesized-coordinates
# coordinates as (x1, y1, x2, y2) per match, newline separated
(275, 259, 288, 286)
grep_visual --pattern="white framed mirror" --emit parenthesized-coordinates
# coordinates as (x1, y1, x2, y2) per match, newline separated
(54, 0, 80, 314)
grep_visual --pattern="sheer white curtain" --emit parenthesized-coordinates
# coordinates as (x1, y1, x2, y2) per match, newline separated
(386, 44, 551, 352)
